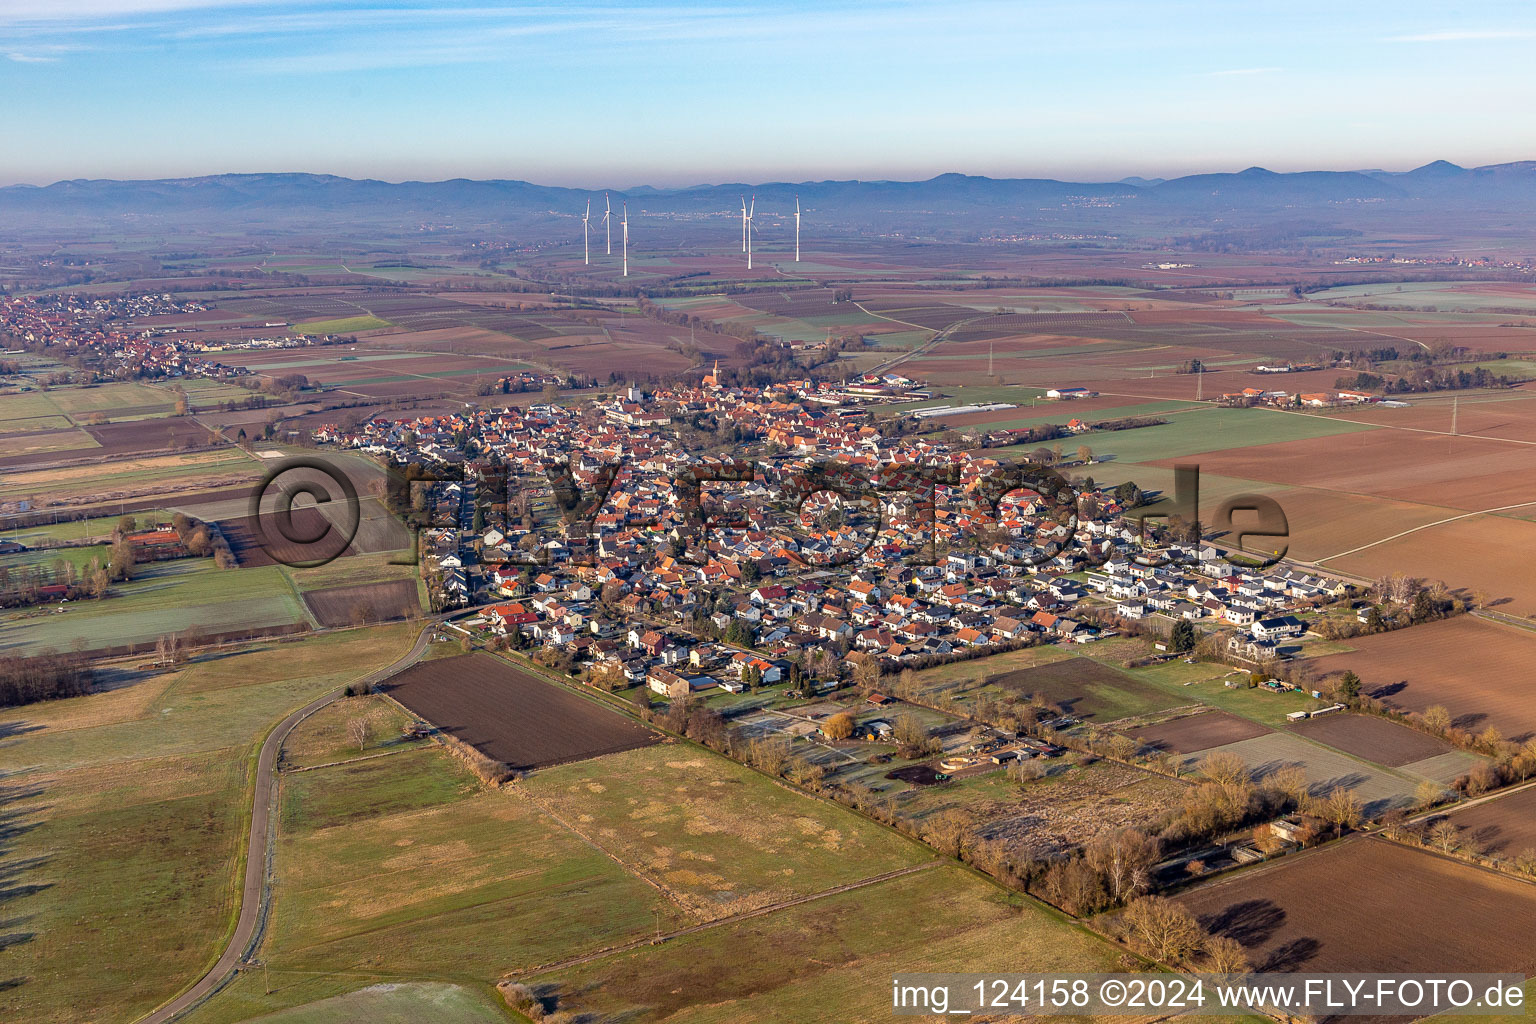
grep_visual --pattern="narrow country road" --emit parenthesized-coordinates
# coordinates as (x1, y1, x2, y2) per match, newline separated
(136, 618, 443, 1024)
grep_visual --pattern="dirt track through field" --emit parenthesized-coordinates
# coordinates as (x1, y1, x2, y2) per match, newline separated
(518, 861, 942, 976)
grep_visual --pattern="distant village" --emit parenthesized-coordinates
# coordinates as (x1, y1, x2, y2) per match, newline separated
(1, 292, 367, 384)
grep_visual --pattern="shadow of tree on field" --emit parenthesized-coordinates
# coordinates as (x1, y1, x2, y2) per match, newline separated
(1197, 898, 1286, 948)
(1261, 936, 1322, 971)
(0, 776, 48, 1000)
(1452, 711, 1488, 731)
(0, 722, 43, 748)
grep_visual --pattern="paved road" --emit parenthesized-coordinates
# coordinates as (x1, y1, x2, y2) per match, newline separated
(136, 619, 442, 1024)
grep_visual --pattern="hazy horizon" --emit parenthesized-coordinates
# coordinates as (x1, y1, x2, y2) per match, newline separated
(3, 0, 1534, 187)
(0, 155, 1530, 192)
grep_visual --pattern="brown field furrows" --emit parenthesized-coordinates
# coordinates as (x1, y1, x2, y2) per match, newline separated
(1149, 426, 1535, 512)
(1337, 393, 1536, 443)
(385, 652, 660, 769)
(0, 418, 225, 470)
(1311, 616, 1536, 742)
(1441, 784, 1536, 856)
(1327, 516, 1536, 620)
(301, 580, 419, 627)
(1174, 836, 1536, 977)
(219, 507, 354, 567)
(1124, 711, 1271, 754)
(1287, 713, 1454, 767)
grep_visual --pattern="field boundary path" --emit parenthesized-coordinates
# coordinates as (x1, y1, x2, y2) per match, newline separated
(136, 618, 443, 1024)
(855, 302, 993, 376)
(516, 860, 942, 976)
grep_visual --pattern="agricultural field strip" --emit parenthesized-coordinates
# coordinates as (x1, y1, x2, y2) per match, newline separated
(1179, 729, 1426, 810)
(509, 783, 693, 911)
(1310, 498, 1536, 563)
(1265, 402, 1536, 447)
(516, 856, 943, 976)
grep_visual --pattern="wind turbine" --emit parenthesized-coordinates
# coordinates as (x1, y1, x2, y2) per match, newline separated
(621, 201, 629, 277)
(740, 196, 748, 253)
(582, 199, 590, 265)
(603, 193, 612, 256)
(745, 195, 755, 271)
(794, 195, 801, 262)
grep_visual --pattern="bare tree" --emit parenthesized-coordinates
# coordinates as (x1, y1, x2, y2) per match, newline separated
(1085, 828, 1159, 903)
(347, 715, 373, 753)
(1322, 787, 1363, 831)
(1414, 779, 1447, 810)
(1121, 896, 1206, 965)
(1202, 935, 1251, 974)
(1201, 750, 1248, 787)
(1428, 818, 1460, 854)
(1268, 763, 1310, 805)
(853, 657, 883, 693)
(1421, 705, 1452, 734)
(1008, 757, 1046, 784)
(922, 807, 972, 858)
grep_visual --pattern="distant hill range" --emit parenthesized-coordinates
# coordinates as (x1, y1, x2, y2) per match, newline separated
(2, 161, 1533, 238)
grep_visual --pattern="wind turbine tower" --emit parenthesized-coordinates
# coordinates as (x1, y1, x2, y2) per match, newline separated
(582, 199, 590, 265)
(795, 195, 801, 262)
(603, 193, 612, 256)
(745, 196, 755, 271)
(622, 202, 629, 277)
(740, 196, 748, 253)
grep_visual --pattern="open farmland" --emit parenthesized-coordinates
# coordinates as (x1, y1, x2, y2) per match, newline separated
(988, 656, 1183, 722)
(383, 653, 659, 769)
(1174, 731, 1420, 814)
(301, 579, 419, 626)
(1152, 424, 1536, 513)
(1176, 837, 1536, 974)
(0, 417, 225, 470)
(0, 447, 262, 510)
(1288, 712, 1455, 767)
(182, 983, 508, 1024)
(1311, 616, 1536, 742)
(0, 623, 418, 1024)
(218, 506, 353, 567)
(1125, 710, 1271, 754)
(524, 863, 1130, 1024)
(185, 735, 684, 1024)
(0, 559, 308, 656)
(1441, 784, 1536, 857)
(1326, 514, 1536, 620)
(520, 742, 933, 919)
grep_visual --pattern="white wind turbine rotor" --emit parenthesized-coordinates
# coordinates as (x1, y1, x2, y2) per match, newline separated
(794, 194, 801, 263)
(603, 192, 611, 255)
(745, 195, 755, 270)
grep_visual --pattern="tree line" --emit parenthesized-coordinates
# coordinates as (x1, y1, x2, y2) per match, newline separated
(0, 651, 95, 707)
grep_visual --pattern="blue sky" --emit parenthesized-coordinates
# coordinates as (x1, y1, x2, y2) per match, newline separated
(2, 0, 1533, 186)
